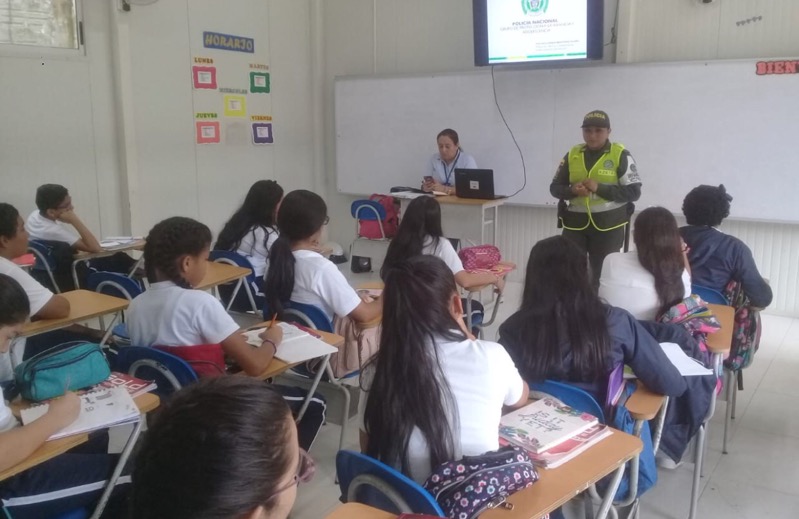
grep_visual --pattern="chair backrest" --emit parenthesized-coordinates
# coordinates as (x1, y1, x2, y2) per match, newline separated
(691, 284, 728, 305)
(114, 346, 199, 397)
(209, 250, 263, 313)
(273, 301, 334, 333)
(27, 239, 61, 293)
(209, 250, 257, 284)
(351, 200, 387, 221)
(529, 379, 606, 423)
(336, 450, 444, 516)
(87, 271, 143, 301)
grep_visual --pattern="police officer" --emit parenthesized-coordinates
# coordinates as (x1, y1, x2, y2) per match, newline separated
(550, 110, 641, 287)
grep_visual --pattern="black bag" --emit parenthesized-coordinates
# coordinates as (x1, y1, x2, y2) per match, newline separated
(350, 255, 372, 273)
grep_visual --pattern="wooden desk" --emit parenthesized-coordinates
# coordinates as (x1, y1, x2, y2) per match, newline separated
(482, 430, 642, 519)
(325, 503, 396, 519)
(21, 290, 129, 338)
(0, 393, 160, 481)
(196, 261, 251, 291)
(398, 195, 504, 246)
(626, 382, 666, 421)
(706, 303, 734, 354)
(72, 239, 146, 288)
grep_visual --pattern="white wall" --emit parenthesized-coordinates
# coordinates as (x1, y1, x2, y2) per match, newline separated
(321, 0, 799, 316)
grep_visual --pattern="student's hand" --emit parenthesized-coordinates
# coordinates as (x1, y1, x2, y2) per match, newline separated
(581, 179, 599, 193)
(48, 392, 81, 428)
(430, 182, 450, 194)
(359, 292, 375, 303)
(260, 325, 283, 346)
(570, 183, 589, 197)
(57, 210, 80, 225)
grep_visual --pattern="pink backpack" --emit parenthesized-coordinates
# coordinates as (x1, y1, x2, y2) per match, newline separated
(458, 245, 501, 270)
(357, 194, 398, 239)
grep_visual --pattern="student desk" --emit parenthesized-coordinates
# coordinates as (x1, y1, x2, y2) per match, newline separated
(195, 261, 252, 297)
(398, 195, 504, 247)
(325, 503, 396, 518)
(71, 239, 146, 289)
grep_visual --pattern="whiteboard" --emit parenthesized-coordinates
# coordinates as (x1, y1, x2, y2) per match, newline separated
(335, 60, 799, 223)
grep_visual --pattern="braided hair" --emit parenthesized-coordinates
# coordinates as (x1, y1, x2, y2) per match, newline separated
(144, 217, 212, 288)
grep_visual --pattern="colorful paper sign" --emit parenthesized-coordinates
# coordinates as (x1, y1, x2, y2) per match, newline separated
(252, 123, 273, 144)
(223, 95, 247, 117)
(203, 31, 254, 53)
(250, 72, 270, 93)
(196, 121, 220, 144)
(192, 66, 217, 90)
(251, 115, 272, 121)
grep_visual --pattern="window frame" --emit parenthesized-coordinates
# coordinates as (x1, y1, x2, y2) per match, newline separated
(0, 0, 85, 59)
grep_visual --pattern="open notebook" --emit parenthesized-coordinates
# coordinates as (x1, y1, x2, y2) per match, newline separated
(242, 322, 337, 364)
(20, 387, 140, 441)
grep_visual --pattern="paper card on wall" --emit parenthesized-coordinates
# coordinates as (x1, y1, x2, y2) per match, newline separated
(224, 95, 247, 117)
(192, 66, 217, 89)
(252, 123, 273, 144)
(196, 121, 220, 144)
(250, 71, 270, 93)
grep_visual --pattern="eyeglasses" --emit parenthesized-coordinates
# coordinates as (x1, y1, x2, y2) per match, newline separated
(323, 216, 330, 226)
(265, 449, 316, 502)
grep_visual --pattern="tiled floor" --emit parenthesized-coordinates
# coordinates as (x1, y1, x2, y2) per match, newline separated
(292, 272, 799, 518)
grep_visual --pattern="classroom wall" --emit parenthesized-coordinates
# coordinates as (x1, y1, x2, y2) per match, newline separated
(321, 0, 799, 316)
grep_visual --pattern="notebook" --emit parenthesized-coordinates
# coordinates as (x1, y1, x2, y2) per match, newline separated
(622, 342, 713, 379)
(242, 322, 337, 364)
(21, 387, 140, 441)
(499, 398, 599, 454)
(500, 423, 612, 469)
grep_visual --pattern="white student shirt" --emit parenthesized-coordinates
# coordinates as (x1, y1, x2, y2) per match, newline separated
(599, 252, 692, 321)
(422, 236, 464, 275)
(0, 257, 56, 381)
(428, 151, 478, 186)
(0, 384, 19, 432)
(235, 226, 279, 278)
(358, 336, 525, 483)
(127, 281, 240, 347)
(25, 211, 80, 246)
(291, 250, 362, 322)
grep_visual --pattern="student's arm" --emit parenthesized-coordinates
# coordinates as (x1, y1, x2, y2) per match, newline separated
(549, 154, 577, 200)
(31, 294, 70, 320)
(0, 393, 80, 472)
(58, 211, 102, 253)
(592, 151, 642, 203)
(734, 243, 773, 308)
(349, 297, 383, 324)
(220, 326, 282, 377)
(504, 382, 530, 413)
(454, 270, 505, 291)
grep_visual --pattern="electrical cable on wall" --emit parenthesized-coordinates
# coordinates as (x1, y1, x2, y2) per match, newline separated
(490, 65, 527, 198)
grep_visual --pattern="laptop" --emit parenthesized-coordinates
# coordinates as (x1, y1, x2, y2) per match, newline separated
(454, 169, 507, 200)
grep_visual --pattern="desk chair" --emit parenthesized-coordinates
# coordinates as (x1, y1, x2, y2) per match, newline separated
(28, 239, 62, 293)
(115, 346, 199, 397)
(531, 379, 667, 519)
(336, 450, 444, 516)
(209, 250, 263, 314)
(691, 285, 727, 305)
(87, 272, 144, 346)
(275, 301, 354, 453)
(350, 200, 390, 273)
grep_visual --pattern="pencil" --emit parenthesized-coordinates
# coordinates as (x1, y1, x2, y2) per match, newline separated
(269, 313, 278, 329)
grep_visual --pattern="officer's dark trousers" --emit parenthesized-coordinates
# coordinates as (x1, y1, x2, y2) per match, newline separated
(562, 225, 626, 290)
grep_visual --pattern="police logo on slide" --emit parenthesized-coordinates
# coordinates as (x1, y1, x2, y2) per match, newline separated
(603, 160, 614, 169)
(522, 0, 549, 15)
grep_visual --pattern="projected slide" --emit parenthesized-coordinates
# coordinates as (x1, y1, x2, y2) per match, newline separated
(487, 0, 588, 63)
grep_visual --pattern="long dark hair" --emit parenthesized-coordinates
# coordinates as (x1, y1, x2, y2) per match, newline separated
(264, 190, 327, 317)
(144, 217, 212, 288)
(215, 180, 283, 254)
(634, 207, 686, 316)
(364, 255, 464, 475)
(511, 236, 610, 383)
(131, 377, 295, 519)
(0, 274, 30, 327)
(380, 196, 444, 279)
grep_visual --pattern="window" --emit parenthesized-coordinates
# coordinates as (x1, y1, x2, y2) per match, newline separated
(0, 0, 79, 49)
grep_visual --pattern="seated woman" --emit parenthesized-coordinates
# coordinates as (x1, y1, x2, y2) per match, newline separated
(215, 179, 284, 290)
(680, 185, 772, 308)
(0, 274, 129, 519)
(498, 236, 686, 406)
(422, 128, 477, 195)
(131, 376, 311, 519)
(128, 216, 324, 450)
(360, 255, 528, 483)
(599, 206, 692, 320)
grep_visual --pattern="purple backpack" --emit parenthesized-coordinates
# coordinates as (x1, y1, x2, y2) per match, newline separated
(423, 446, 541, 519)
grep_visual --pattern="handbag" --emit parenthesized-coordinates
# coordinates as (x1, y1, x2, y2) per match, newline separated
(15, 341, 111, 402)
(458, 245, 501, 271)
(423, 446, 541, 519)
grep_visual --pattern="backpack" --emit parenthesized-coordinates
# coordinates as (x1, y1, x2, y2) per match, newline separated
(358, 194, 399, 240)
(722, 280, 762, 371)
(423, 446, 541, 519)
(458, 245, 501, 271)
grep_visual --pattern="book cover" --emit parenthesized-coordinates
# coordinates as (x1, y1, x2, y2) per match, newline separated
(499, 398, 598, 454)
(93, 372, 157, 398)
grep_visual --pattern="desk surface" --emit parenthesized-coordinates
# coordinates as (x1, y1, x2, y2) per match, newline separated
(196, 261, 252, 291)
(325, 503, 396, 519)
(73, 239, 146, 260)
(434, 195, 506, 207)
(0, 392, 160, 481)
(706, 303, 734, 354)
(244, 322, 345, 380)
(21, 290, 129, 337)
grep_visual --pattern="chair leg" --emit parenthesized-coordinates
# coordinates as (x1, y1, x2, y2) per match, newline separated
(731, 371, 740, 419)
(723, 370, 734, 454)
(689, 424, 705, 519)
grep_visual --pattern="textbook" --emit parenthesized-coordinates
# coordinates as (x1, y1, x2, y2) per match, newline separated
(499, 398, 599, 454)
(242, 323, 337, 364)
(500, 423, 612, 469)
(21, 387, 140, 441)
(92, 372, 157, 398)
(99, 236, 142, 250)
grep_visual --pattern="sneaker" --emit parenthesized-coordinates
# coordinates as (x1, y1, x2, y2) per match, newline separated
(656, 450, 683, 470)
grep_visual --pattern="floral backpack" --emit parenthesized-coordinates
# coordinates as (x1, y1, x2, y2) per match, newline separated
(423, 446, 544, 519)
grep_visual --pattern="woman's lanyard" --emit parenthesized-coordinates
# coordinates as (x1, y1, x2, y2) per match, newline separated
(442, 150, 461, 186)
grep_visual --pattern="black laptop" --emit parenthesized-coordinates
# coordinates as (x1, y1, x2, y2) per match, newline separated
(454, 169, 506, 200)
